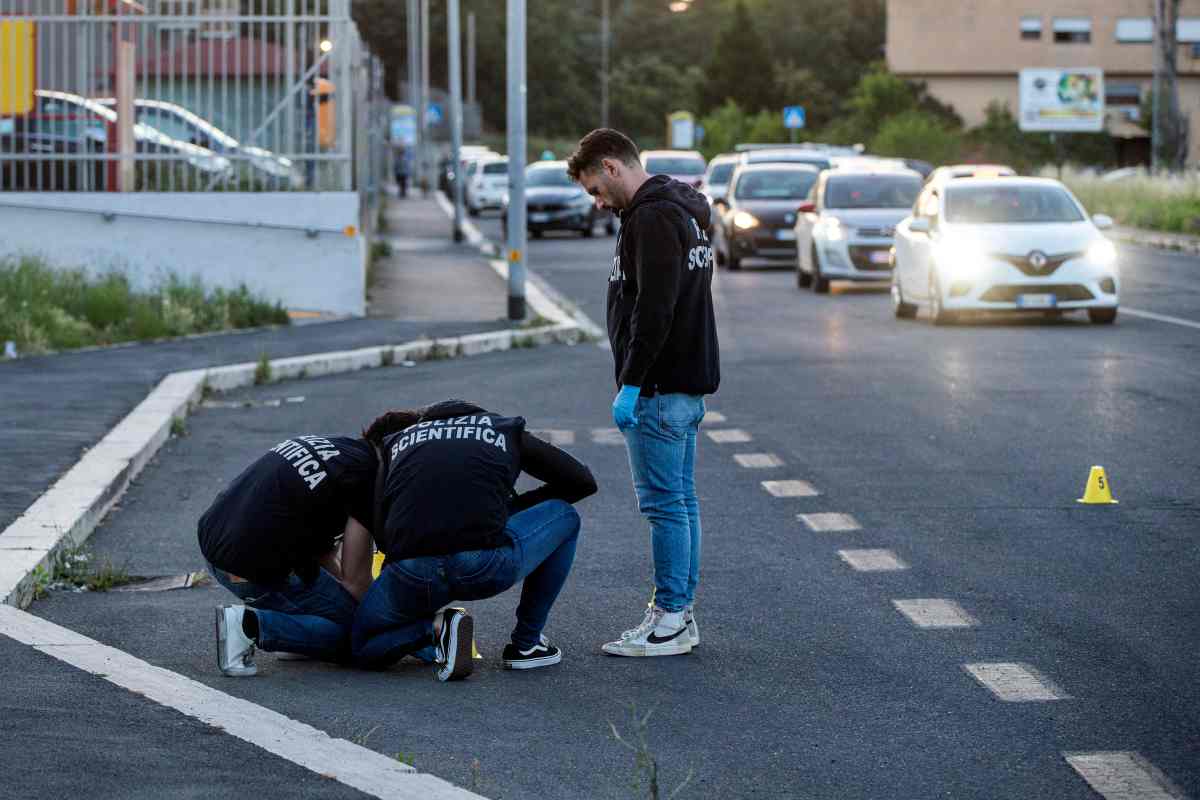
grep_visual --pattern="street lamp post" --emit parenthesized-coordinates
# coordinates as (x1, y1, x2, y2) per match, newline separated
(506, 0, 527, 321)
(448, 0, 464, 241)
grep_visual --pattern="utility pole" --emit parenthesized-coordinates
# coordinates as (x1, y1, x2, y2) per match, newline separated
(1152, 0, 1163, 172)
(448, 0, 465, 241)
(407, 0, 419, 194)
(506, 0, 527, 321)
(467, 12, 476, 106)
(600, 0, 610, 128)
(421, 0, 431, 192)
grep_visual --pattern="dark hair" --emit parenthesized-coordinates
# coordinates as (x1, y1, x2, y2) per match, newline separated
(419, 399, 487, 422)
(566, 128, 640, 181)
(362, 409, 422, 447)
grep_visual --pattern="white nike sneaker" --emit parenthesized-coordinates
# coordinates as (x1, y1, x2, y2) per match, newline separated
(215, 605, 257, 677)
(621, 603, 699, 649)
(603, 607, 692, 657)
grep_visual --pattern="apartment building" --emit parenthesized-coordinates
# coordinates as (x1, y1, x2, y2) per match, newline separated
(886, 1, 1200, 164)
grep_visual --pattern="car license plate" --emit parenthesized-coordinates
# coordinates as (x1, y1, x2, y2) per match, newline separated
(530, 213, 549, 223)
(775, 229, 796, 241)
(868, 250, 891, 265)
(1016, 293, 1057, 309)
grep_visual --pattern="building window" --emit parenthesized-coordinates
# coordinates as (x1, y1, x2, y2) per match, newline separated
(1053, 17, 1092, 43)
(1116, 17, 1152, 43)
(1020, 16, 1042, 40)
(1178, 18, 1200, 42)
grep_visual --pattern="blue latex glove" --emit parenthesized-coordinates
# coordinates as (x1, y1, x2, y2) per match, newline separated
(612, 385, 641, 430)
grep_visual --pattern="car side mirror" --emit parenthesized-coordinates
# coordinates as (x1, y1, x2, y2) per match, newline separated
(1092, 213, 1114, 230)
(908, 217, 931, 234)
(797, 202, 816, 214)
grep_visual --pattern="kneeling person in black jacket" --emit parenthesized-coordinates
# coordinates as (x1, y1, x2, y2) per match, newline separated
(352, 400, 597, 681)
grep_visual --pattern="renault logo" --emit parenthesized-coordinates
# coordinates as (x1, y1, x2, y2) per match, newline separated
(1028, 250, 1048, 270)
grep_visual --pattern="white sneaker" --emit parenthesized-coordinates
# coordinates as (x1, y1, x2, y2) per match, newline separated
(603, 607, 692, 657)
(215, 605, 257, 677)
(685, 606, 699, 649)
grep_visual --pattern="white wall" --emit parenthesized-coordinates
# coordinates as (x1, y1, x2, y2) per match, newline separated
(0, 192, 365, 316)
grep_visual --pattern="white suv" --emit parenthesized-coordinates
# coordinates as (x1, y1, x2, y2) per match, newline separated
(467, 156, 508, 216)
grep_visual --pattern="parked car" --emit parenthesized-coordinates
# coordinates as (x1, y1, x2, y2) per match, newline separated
(740, 147, 833, 172)
(467, 155, 508, 215)
(440, 146, 498, 194)
(94, 98, 301, 187)
(794, 169, 924, 292)
(1, 90, 231, 190)
(641, 149, 706, 188)
(890, 177, 1119, 324)
(700, 153, 739, 205)
(501, 160, 615, 238)
(712, 163, 820, 270)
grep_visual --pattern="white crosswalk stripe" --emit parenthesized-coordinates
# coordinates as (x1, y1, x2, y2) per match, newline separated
(590, 428, 626, 445)
(528, 429, 575, 445)
(963, 662, 1069, 701)
(838, 549, 908, 571)
(1064, 752, 1187, 800)
(893, 599, 978, 628)
(761, 480, 820, 497)
(706, 429, 752, 443)
(734, 453, 783, 469)
(702, 410, 727, 423)
(797, 512, 860, 532)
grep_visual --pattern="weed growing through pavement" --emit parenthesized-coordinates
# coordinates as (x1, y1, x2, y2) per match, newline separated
(38, 541, 138, 595)
(254, 352, 273, 385)
(381, 348, 395, 367)
(610, 705, 694, 800)
(170, 416, 188, 437)
(519, 313, 554, 329)
(512, 334, 537, 349)
(393, 752, 415, 767)
(350, 724, 380, 747)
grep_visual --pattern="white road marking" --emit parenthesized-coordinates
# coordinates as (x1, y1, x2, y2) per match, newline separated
(893, 599, 978, 628)
(1122, 307, 1200, 331)
(706, 429, 752, 443)
(761, 480, 820, 498)
(734, 453, 783, 469)
(838, 549, 909, 571)
(528, 428, 575, 446)
(797, 512, 861, 532)
(702, 410, 727, 423)
(590, 427, 626, 445)
(0, 606, 488, 800)
(963, 662, 1069, 701)
(1064, 751, 1187, 800)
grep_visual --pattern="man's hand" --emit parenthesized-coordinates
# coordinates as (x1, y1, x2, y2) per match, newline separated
(612, 384, 641, 431)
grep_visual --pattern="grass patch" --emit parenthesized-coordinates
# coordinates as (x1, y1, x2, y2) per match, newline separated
(34, 542, 138, 597)
(170, 416, 189, 438)
(254, 352, 273, 385)
(1059, 169, 1200, 235)
(0, 255, 289, 358)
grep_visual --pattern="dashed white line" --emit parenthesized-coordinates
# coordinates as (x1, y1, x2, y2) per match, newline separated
(1122, 307, 1200, 331)
(707, 429, 752, 443)
(702, 410, 727, 424)
(761, 480, 820, 497)
(590, 427, 625, 445)
(797, 512, 861, 532)
(838, 549, 909, 571)
(734, 453, 783, 469)
(528, 429, 575, 446)
(963, 662, 1069, 701)
(1064, 751, 1187, 800)
(893, 599, 978, 628)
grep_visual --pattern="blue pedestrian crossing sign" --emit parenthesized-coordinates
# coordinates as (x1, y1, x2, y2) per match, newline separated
(783, 106, 806, 129)
(426, 102, 443, 126)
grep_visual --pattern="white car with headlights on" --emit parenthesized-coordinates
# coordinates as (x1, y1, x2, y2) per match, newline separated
(794, 169, 924, 292)
(891, 177, 1119, 324)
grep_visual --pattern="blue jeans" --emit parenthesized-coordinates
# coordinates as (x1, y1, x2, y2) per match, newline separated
(209, 563, 357, 663)
(622, 393, 705, 613)
(350, 499, 581, 670)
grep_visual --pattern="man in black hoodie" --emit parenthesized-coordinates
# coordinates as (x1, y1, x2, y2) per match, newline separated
(568, 129, 720, 658)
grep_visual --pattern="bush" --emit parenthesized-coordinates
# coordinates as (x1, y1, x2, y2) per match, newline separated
(0, 256, 290, 358)
(1060, 169, 1200, 234)
(870, 110, 963, 166)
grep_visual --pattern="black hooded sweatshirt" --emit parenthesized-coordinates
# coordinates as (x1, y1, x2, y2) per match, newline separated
(607, 175, 720, 396)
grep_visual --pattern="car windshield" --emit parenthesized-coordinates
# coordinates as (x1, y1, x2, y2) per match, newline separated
(706, 162, 736, 184)
(526, 167, 572, 187)
(825, 175, 921, 209)
(483, 162, 508, 175)
(734, 169, 818, 200)
(748, 154, 831, 170)
(646, 157, 705, 175)
(945, 185, 1085, 224)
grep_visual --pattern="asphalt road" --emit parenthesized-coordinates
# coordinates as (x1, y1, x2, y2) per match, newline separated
(25, 216, 1200, 799)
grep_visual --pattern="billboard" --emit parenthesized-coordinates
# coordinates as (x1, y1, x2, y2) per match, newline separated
(1019, 68, 1104, 132)
(667, 110, 695, 149)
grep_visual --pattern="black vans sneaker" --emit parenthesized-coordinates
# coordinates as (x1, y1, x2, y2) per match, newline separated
(501, 634, 562, 670)
(434, 608, 474, 682)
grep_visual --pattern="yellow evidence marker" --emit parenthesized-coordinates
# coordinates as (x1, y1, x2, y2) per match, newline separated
(1077, 465, 1119, 504)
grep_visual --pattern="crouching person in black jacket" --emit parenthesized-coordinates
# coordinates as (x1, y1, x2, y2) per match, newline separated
(351, 400, 597, 681)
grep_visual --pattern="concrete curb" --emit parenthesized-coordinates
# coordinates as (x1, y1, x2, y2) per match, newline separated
(1112, 226, 1200, 256)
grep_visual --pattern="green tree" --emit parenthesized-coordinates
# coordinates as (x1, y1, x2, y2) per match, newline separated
(698, 99, 750, 158)
(773, 63, 837, 131)
(870, 110, 962, 166)
(609, 55, 704, 146)
(700, 1, 777, 115)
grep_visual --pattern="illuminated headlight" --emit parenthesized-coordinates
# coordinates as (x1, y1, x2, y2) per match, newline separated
(823, 218, 845, 241)
(934, 237, 988, 278)
(733, 211, 759, 230)
(1088, 238, 1117, 266)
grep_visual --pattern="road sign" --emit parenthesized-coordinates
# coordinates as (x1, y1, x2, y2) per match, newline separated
(426, 102, 443, 126)
(667, 110, 695, 149)
(1018, 68, 1104, 132)
(783, 106, 806, 130)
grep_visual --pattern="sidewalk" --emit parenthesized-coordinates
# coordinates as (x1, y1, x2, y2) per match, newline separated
(1113, 224, 1200, 256)
(0, 192, 510, 534)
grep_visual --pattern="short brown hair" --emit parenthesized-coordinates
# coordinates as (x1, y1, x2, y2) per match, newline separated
(566, 128, 640, 181)
(362, 409, 422, 447)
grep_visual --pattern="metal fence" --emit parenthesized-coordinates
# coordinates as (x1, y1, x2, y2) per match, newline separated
(0, 0, 388, 201)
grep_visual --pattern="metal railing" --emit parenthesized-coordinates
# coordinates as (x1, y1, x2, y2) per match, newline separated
(0, 0, 387, 199)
